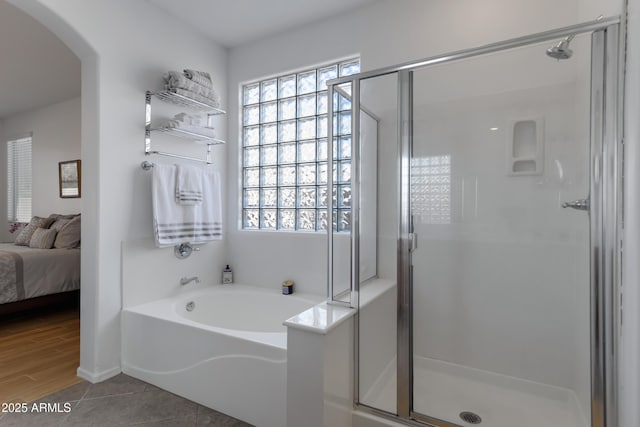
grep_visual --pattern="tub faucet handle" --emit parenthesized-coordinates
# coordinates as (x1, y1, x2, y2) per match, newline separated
(175, 242, 198, 259)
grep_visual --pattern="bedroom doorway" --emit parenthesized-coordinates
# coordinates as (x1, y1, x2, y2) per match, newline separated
(0, 0, 83, 403)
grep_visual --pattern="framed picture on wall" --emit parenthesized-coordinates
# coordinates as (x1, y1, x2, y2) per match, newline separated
(59, 159, 81, 198)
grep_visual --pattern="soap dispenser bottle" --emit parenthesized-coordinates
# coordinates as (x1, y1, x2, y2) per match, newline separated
(222, 265, 233, 284)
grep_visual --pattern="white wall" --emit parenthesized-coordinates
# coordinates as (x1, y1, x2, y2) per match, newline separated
(410, 81, 590, 402)
(121, 239, 225, 308)
(0, 97, 81, 242)
(227, 0, 617, 295)
(11, 0, 228, 382)
(228, 0, 629, 422)
(11, 2, 637, 421)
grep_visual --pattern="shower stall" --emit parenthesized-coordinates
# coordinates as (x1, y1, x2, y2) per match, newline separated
(326, 17, 621, 427)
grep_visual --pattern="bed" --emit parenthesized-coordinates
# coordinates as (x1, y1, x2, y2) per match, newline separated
(0, 214, 81, 315)
(0, 243, 80, 306)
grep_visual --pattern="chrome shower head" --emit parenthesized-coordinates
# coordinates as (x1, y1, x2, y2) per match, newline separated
(546, 35, 575, 60)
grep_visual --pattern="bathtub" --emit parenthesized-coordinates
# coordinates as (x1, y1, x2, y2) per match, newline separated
(122, 284, 323, 427)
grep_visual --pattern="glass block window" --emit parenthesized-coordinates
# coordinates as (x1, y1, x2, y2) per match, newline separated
(412, 155, 451, 224)
(7, 135, 33, 223)
(242, 58, 360, 231)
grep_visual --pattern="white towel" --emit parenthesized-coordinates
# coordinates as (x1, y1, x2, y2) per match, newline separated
(173, 113, 189, 123)
(170, 113, 205, 126)
(161, 121, 217, 139)
(168, 88, 221, 108)
(184, 69, 213, 89)
(152, 164, 222, 247)
(163, 71, 221, 107)
(175, 164, 203, 205)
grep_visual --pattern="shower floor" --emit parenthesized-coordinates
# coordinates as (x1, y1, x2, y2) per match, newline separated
(362, 357, 588, 427)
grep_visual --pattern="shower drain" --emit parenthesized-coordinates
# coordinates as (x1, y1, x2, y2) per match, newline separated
(459, 411, 482, 424)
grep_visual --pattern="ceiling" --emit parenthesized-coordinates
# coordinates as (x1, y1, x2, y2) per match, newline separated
(146, 0, 380, 48)
(0, 1, 80, 119)
(0, 0, 378, 119)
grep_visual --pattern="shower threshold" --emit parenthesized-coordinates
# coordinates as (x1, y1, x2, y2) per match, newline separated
(362, 357, 588, 427)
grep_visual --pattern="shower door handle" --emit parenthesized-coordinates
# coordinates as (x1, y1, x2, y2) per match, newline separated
(562, 198, 590, 211)
(409, 232, 418, 252)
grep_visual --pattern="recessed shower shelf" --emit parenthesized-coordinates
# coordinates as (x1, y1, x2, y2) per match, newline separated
(507, 117, 544, 176)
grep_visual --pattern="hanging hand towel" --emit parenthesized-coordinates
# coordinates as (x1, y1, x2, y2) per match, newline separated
(175, 164, 203, 205)
(152, 164, 222, 247)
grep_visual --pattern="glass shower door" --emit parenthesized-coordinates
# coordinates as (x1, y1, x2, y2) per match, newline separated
(409, 35, 593, 427)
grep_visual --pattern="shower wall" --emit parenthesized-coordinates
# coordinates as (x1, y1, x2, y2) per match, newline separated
(412, 85, 589, 378)
(358, 37, 593, 420)
(408, 41, 593, 418)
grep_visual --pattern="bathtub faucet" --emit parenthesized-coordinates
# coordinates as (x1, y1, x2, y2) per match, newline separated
(180, 276, 200, 286)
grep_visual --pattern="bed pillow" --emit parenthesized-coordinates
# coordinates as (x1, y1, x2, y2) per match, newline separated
(50, 218, 71, 232)
(53, 215, 81, 249)
(48, 213, 80, 220)
(29, 228, 58, 249)
(14, 216, 56, 246)
(48, 213, 80, 233)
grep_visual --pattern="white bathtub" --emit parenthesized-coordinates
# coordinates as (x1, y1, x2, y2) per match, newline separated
(122, 284, 323, 427)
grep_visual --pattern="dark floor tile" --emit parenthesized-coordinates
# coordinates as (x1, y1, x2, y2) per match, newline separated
(127, 414, 197, 426)
(142, 383, 164, 393)
(11, 374, 252, 427)
(196, 405, 254, 427)
(33, 381, 90, 404)
(83, 374, 146, 399)
(65, 388, 197, 427)
(0, 407, 70, 427)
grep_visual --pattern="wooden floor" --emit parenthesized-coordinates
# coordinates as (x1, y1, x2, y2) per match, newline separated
(0, 305, 81, 403)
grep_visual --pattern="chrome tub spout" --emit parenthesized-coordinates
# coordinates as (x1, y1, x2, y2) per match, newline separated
(180, 276, 200, 286)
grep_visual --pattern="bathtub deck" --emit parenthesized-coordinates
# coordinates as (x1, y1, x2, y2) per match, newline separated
(362, 356, 588, 427)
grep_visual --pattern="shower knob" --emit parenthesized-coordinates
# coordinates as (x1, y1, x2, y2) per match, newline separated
(561, 198, 589, 211)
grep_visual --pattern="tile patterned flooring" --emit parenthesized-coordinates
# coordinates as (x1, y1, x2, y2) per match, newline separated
(0, 374, 253, 426)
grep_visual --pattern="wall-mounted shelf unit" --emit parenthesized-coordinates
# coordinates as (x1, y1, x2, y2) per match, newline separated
(150, 126, 225, 145)
(152, 90, 226, 113)
(145, 90, 226, 164)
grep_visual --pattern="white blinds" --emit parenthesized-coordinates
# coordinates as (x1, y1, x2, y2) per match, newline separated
(7, 136, 32, 222)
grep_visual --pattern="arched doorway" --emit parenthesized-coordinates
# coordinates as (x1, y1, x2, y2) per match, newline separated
(6, 0, 100, 388)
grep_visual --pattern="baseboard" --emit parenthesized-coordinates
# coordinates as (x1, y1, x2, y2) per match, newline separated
(77, 365, 121, 383)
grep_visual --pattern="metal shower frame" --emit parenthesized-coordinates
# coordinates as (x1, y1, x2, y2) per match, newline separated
(326, 15, 623, 427)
